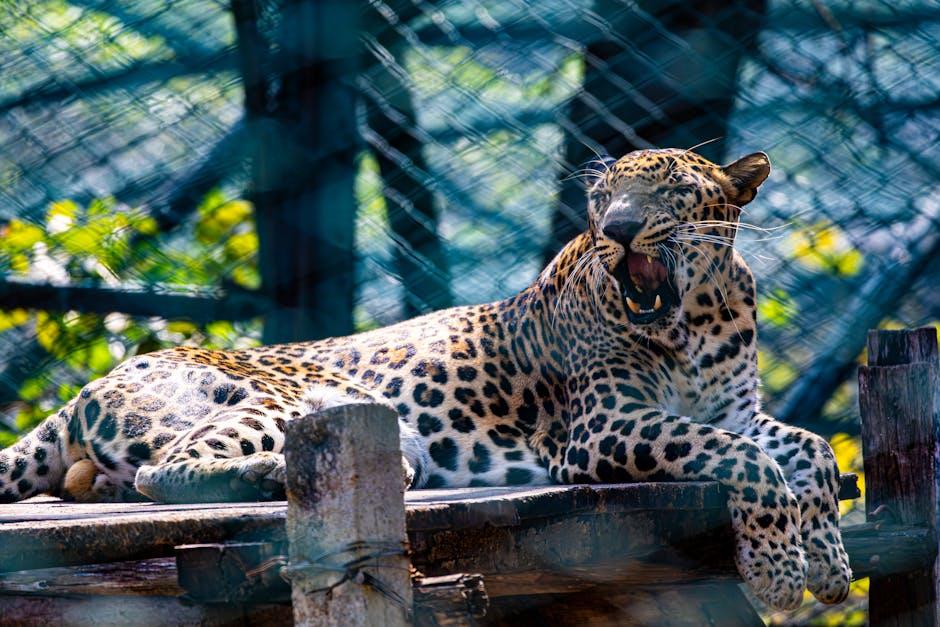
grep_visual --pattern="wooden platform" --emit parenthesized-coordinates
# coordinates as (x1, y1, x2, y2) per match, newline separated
(0, 482, 730, 572)
(1, 478, 875, 587)
(1, 473, 936, 626)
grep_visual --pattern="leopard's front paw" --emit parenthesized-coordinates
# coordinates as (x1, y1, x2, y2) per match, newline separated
(732, 497, 807, 611)
(805, 529, 851, 604)
(229, 452, 286, 500)
(736, 541, 807, 611)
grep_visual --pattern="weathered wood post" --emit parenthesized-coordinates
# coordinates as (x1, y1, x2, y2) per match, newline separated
(284, 403, 412, 626)
(859, 327, 939, 626)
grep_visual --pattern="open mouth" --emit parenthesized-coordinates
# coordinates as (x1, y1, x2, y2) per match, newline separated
(612, 251, 677, 325)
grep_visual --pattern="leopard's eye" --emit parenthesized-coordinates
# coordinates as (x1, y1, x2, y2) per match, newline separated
(590, 190, 611, 206)
(672, 185, 697, 195)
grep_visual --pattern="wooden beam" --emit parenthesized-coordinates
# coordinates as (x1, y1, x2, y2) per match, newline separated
(412, 574, 488, 626)
(859, 327, 939, 626)
(362, 4, 452, 316)
(0, 595, 291, 625)
(0, 558, 181, 597)
(0, 500, 287, 573)
(1, 520, 927, 610)
(285, 404, 411, 625)
(0, 281, 265, 323)
(0, 555, 488, 625)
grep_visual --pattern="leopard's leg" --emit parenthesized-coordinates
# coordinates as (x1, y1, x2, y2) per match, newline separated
(136, 450, 287, 503)
(550, 408, 807, 611)
(136, 391, 429, 502)
(745, 413, 851, 605)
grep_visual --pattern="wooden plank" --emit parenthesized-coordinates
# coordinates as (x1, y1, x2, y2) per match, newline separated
(0, 595, 291, 626)
(173, 542, 489, 622)
(175, 542, 284, 603)
(868, 327, 939, 366)
(0, 505, 287, 573)
(2, 473, 858, 525)
(0, 555, 487, 626)
(484, 582, 764, 627)
(0, 475, 859, 572)
(2, 520, 926, 609)
(0, 558, 181, 597)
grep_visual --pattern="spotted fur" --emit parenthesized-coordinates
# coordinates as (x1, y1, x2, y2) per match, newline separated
(0, 148, 850, 610)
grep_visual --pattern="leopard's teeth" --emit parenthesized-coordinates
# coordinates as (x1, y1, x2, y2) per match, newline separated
(626, 297, 641, 314)
(646, 255, 654, 265)
(654, 294, 662, 310)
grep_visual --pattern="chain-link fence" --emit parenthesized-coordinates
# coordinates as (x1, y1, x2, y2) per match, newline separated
(1, 1, 938, 620)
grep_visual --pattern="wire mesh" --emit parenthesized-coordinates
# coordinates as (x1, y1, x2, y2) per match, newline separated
(0, 1, 938, 620)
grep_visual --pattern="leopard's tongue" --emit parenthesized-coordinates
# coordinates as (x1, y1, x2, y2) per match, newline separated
(626, 251, 667, 291)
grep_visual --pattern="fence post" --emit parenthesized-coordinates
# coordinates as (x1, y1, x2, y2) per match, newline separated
(284, 403, 412, 626)
(859, 327, 939, 626)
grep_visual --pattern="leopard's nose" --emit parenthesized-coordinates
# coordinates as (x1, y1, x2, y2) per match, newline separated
(602, 219, 644, 247)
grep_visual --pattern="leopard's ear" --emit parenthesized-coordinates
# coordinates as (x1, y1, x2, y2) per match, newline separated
(721, 152, 771, 205)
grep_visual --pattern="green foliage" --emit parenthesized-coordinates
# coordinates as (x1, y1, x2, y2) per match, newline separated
(4, 1, 171, 72)
(758, 289, 798, 328)
(0, 189, 261, 438)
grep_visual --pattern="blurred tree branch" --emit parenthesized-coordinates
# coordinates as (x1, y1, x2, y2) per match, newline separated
(0, 53, 235, 115)
(0, 281, 265, 324)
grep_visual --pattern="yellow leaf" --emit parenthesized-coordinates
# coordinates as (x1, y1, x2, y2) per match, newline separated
(214, 200, 252, 229)
(10, 253, 29, 273)
(35, 313, 61, 353)
(135, 216, 158, 235)
(836, 249, 863, 276)
(48, 199, 79, 219)
(206, 320, 234, 339)
(758, 349, 797, 392)
(19, 378, 45, 402)
(0, 309, 29, 332)
(814, 226, 839, 253)
(789, 222, 864, 277)
(59, 228, 98, 255)
(230, 265, 260, 289)
(167, 321, 198, 335)
(831, 432, 865, 517)
(5, 220, 44, 251)
(829, 432, 861, 471)
(197, 188, 228, 216)
(224, 231, 258, 259)
(758, 292, 797, 327)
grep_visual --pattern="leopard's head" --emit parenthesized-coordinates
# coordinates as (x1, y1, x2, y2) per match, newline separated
(584, 148, 770, 337)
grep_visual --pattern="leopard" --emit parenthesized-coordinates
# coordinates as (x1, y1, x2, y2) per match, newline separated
(0, 148, 851, 611)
